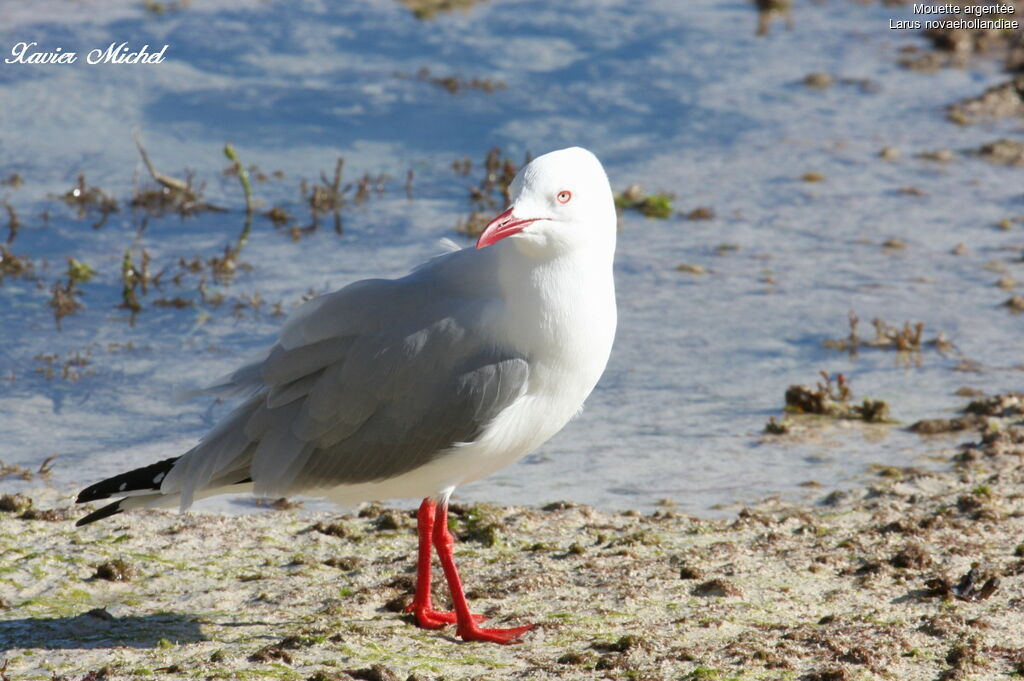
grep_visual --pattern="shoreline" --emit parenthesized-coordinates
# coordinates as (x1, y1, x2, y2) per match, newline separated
(2, 398, 1023, 680)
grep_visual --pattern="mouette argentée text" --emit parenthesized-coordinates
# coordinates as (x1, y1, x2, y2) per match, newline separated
(911, 3, 1014, 13)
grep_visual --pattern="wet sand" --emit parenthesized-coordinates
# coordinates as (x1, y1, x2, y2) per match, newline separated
(2, 397, 1023, 680)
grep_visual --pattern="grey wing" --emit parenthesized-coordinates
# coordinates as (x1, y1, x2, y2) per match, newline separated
(284, 344, 529, 492)
(162, 274, 529, 504)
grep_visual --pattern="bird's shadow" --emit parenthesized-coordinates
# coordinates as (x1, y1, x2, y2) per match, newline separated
(0, 608, 207, 650)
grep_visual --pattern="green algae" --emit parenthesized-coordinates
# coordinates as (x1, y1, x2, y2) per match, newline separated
(7, 442, 1024, 680)
(614, 185, 675, 219)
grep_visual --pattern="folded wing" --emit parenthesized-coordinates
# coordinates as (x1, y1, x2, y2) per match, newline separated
(161, 269, 529, 507)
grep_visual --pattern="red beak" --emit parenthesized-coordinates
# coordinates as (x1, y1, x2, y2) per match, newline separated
(475, 207, 541, 249)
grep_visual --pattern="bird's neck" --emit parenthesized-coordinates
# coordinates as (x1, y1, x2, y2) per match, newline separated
(493, 244, 617, 368)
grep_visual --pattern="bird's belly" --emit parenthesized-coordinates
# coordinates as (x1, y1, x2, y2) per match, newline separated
(453, 390, 578, 485)
(315, 388, 579, 506)
(316, 308, 613, 506)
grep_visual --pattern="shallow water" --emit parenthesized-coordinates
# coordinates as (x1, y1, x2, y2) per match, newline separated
(1, 0, 1021, 515)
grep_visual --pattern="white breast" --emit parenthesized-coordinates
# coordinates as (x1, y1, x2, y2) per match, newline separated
(319, 245, 616, 506)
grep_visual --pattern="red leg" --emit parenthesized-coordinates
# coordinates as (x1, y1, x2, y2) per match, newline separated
(432, 501, 534, 644)
(405, 498, 484, 629)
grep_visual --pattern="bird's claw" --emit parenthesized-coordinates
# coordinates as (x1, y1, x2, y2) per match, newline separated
(455, 622, 534, 644)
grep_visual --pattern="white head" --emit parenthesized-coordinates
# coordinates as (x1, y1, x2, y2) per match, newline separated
(476, 147, 616, 259)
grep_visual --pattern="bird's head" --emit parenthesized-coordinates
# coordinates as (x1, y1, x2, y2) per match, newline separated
(476, 147, 616, 258)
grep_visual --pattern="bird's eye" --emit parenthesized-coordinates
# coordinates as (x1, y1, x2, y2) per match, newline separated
(556, 190, 572, 204)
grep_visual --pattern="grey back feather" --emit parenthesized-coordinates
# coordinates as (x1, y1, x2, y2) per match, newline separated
(162, 259, 530, 506)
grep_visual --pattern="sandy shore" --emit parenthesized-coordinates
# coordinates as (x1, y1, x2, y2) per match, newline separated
(2, 397, 1023, 681)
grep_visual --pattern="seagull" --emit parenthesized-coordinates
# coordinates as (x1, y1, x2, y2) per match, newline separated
(75, 146, 618, 644)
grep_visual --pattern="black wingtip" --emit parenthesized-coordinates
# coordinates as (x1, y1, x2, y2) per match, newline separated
(75, 456, 180, 504)
(76, 482, 114, 504)
(76, 500, 125, 527)
(76, 486, 98, 504)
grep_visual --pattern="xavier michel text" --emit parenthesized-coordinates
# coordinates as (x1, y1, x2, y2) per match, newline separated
(5, 42, 168, 65)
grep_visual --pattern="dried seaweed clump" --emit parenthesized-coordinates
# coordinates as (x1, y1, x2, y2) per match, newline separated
(92, 559, 135, 582)
(131, 175, 217, 218)
(924, 565, 999, 603)
(0, 456, 56, 482)
(132, 134, 223, 218)
(453, 212, 490, 238)
(684, 206, 715, 221)
(923, 3, 1023, 60)
(3, 200, 21, 243)
(764, 415, 792, 434)
(1003, 295, 1024, 313)
(454, 147, 524, 237)
(909, 413, 985, 436)
(948, 75, 1024, 124)
(142, 0, 189, 14)
(780, 371, 893, 424)
(56, 174, 118, 229)
(1, 173, 23, 188)
(0, 493, 33, 513)
(804, 72, 833, 89)
(119, 249, 152, 322)
(471, 147, 520, 208)
(0, 245, 32, 283)
(297, 157, 386, 237)
(964, 393, 1024, 418)
(398, 0, 488, 20)
(34, 350, 93, 381)
(823, 311, 951, 356)
(755, 0, 793, 36)
(975, 138, 1024, 166)
(301, 163, 346, 232)
(899, 2, 1024, 72)
(910, 392, 1023, 435)
(448, 502, 502, 546)
(403, 67, 505, 95)
(49, 257, 96, 328)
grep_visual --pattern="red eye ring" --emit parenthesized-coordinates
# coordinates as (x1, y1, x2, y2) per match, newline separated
(556, 190, 572, 204)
